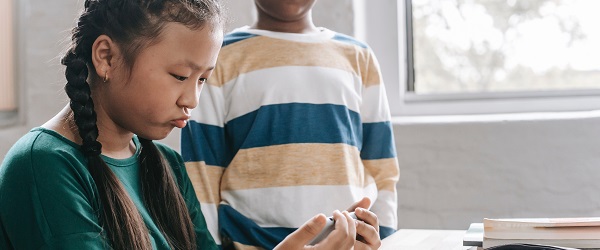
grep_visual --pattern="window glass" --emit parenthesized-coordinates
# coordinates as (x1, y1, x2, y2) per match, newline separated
(410, 0, 600, 95)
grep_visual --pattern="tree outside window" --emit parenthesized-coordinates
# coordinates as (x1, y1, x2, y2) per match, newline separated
(409, 0, 600, 95)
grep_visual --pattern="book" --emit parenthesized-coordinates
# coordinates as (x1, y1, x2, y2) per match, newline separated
(464, 223, 483, 247)
(484, 238, 600, 249)
(482, 217, 600, 249)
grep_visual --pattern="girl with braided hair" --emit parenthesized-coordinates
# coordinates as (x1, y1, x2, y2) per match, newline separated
(0, 0, 365, 249)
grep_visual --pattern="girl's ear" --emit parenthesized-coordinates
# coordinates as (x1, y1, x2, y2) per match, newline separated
(91, 35, 116, 81)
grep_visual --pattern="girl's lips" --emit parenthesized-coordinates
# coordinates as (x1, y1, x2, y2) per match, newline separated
(171, 119, 188, 128)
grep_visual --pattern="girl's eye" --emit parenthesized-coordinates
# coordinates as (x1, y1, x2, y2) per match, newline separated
(171, 74, 188, 81)
(199, 78, 207, 84)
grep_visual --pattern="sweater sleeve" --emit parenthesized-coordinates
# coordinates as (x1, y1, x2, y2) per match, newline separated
(359, 49, 400, 238)
(180, 70, 229, 246)
(0, 133, 107, 249)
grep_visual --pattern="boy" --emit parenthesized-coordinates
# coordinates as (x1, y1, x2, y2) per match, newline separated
(182, 0, 399, 248)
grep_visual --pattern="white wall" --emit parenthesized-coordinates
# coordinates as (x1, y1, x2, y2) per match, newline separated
(0, 0, 80, 155)
(395, 116, 600, 229)
(3, 0, 600, 232)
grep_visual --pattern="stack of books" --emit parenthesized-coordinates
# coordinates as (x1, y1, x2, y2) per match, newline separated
(481, 217, 600, 249)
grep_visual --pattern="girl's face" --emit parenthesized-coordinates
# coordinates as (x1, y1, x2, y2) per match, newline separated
(254, 0, 317, 22)
(96, 22, 223, 140)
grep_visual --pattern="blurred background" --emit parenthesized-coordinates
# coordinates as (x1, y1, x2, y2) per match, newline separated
(2, 0, 600, 231)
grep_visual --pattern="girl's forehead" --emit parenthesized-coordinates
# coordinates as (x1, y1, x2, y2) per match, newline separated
(131, 23, 222, 68)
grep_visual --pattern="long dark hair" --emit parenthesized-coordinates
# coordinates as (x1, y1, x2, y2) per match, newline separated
(60, 0, 222, 249)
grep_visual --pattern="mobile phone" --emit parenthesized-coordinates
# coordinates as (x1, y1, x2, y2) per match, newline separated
(308, 211, 357, 245)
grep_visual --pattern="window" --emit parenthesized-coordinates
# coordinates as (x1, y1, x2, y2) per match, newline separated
(408, 0, 600, 95)
(0, 0, 17, 125)
(369, 0, 600, 116)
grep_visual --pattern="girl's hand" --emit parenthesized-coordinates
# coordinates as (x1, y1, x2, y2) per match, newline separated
(353, 207, 381, 250)
(274, 210, 356, 250)
(347, 197, 382, 250)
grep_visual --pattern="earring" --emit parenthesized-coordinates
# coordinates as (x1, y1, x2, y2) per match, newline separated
(103, 71, 109, 83)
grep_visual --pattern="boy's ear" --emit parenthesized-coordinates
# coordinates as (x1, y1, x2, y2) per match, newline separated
(91, 35, 116, 81)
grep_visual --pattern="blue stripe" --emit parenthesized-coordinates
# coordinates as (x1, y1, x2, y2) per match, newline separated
(361, 121, 396, 160)
(219, 204, 397, 248)
(332, 33, 368, 48)
(223, 32, 258, 47)
(225, 103, 362, 155)
(380, 225, 396, 239)
(219, 205, 294, 249)
(180, 121, 230, 167)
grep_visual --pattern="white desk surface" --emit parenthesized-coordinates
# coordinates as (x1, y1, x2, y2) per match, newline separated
(380, 229, 479, 250)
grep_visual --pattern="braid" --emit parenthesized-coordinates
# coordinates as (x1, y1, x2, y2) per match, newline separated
(62, 51, 101, 157)
(61, 0, 223, 248)
(139, 138, 196, 250)
(62, 50, 152, 250)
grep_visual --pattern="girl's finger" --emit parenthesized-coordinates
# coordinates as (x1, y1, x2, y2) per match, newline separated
(355, 219, 381, 248)
(320, 210, 354, 249)
(355, 207, 379, 232)
(343, 211, 357, 239)
(346, 197, 371, 212)
(273, 214, 327, 250)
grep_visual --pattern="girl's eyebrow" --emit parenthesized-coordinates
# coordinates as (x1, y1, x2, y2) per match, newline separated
(177, 61, 199, 70)
(178, 61, 215, 71)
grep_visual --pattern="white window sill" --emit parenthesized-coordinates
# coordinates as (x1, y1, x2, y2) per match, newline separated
(392, 109, 600, 125)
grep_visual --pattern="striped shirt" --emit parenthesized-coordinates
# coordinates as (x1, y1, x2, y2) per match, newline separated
(182, 26, 399, 249)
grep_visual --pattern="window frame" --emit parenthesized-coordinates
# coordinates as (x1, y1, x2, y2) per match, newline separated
(362, 0, 600, 117)
(0, 0, 19, 127)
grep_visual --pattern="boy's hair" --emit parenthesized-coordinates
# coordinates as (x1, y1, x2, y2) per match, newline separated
(60, 0, 222, 249)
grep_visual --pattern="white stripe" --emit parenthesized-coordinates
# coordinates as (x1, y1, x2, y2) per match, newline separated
(222, 66, 362, 123)
(370, 190, 398, 229)
(231, 26, 337, 43)
(199, 202, 221, 245)
(191, 84, 225, 127)
(361, 84, 392, 123)
(221, 184, 378, 228)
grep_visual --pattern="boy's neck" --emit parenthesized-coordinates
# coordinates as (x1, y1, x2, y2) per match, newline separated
(251, 17, 319, 34)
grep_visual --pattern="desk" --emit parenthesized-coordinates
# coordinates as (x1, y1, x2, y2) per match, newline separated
(380, 229, 479, 250)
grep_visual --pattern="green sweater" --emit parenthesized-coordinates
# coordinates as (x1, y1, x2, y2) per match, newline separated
(0, 128, 218, 249)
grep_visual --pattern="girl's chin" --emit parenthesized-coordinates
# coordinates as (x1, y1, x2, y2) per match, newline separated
(136, 128, 173, 141)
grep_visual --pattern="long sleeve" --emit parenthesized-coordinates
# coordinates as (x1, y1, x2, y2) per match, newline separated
(359, 49, 400, 238)
(1, 129, 221, 249)
(181, 71, 229, 246)
(0, 133, 107, 250)
(181, 28, 400, 248)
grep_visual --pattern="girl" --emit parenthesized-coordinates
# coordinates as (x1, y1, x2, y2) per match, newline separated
(0, 0, 377, 249)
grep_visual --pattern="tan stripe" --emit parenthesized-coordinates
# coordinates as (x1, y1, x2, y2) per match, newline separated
(221, 143, 376, 190)
(207, 36, 380, 87)
(185, 162, 224, 204)
(232, 242, 265, 250)
(362, 51, 383, 88)
(362, 158, 400, 192)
